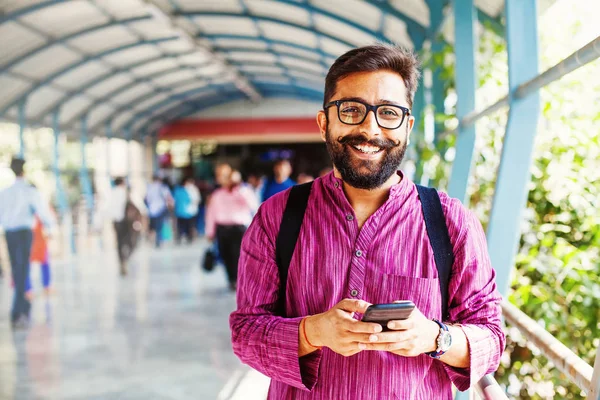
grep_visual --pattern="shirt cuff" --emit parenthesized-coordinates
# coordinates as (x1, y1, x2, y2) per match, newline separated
(443, 325, 493, 391)
(275, 317, 323, 391)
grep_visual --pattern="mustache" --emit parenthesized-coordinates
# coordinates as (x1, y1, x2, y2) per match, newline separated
(337, 134, 401, 149)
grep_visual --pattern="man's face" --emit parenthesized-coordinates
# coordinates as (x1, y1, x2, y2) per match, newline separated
(274, 161, 292, 180)
(215, 164, 232, 187)
(317, 70, 414, 190)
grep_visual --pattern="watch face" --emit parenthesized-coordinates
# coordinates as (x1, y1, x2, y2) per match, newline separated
(440, 331, 452, 351)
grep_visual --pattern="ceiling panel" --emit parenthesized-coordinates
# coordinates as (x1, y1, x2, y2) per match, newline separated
(177, 0, 243, 13)
(112, 83, 155, 105)
(0, 75, 32, 110)
(87, 104, 116, 129)
(12, 45, 83, 80)
(311, 0, 382, 31)
(383, 16, 413, 49)
(86, 74, 134, 97)
(259, 21, 318, 48)
(130, 58, 179, 77)
(102, 45, 163, 66)
(389, 0, 430, 29)
(0, 21, 47, 67)
(27, 86, 65, 118)
(193, 16, 259, 36)
(60, 95, 93, 124)
(68, 25, 138, 54)
(271, 44, 322, 61)
(314, 14, 377, 47)
(20, 1, 109, 37)
(53, 61, 112, 90)
(247, 1, 311, 27)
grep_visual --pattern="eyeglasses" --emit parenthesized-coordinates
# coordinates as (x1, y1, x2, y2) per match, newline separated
(324, 99, 411, 130)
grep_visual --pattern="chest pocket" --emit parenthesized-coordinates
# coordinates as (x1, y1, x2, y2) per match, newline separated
(365, 270, 442, 320)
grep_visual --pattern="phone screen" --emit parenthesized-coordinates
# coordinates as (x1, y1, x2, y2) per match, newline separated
(361, 301, 415, 331)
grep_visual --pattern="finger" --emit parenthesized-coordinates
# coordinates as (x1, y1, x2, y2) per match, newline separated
(361, 330, 416, 344)
(387, 319, 415, 331)
(343, 319, 382, 334)
(362, 342, 406, 352)
(336, 299, 371, 314)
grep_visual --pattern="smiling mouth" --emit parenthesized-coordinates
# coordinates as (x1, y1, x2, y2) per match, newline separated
(350, 144, 383, 155)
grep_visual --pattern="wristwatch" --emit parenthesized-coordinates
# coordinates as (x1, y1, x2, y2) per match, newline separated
(426, 319, 452, 359)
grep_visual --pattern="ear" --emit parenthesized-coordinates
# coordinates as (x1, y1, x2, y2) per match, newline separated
(316, 110, 328, 142)
(406, 115, 415, 144)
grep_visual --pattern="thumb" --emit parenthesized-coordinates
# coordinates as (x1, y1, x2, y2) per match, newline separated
(336, 299, 371, 314)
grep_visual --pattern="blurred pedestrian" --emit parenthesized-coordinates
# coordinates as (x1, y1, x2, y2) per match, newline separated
(205, 168, 258, 291)
(261, 159, 296, 202)
(26, 213, 54, 298)
(145, 175, 173, 248)
(174, 177, 200, 244)
(0, 158, 54, 329)
(297, 173, 314, 184)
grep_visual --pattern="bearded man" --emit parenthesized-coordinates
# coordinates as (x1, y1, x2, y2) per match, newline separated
(230, 44, 505, 400)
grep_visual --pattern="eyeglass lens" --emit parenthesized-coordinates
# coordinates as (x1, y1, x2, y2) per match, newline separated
(337, 101, 405, 129)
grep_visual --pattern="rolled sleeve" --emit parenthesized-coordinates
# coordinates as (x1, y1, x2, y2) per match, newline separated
(230, 201, 322, 390)
(444, 208, 506, 390)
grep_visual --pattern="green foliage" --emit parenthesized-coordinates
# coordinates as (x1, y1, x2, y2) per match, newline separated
(420, 13, 599, 399)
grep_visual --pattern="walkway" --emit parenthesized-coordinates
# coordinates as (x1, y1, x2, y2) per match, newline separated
(0, 240, 270, 400)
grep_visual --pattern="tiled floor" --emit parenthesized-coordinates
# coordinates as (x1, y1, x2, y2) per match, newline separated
(0, 239, 270, 400)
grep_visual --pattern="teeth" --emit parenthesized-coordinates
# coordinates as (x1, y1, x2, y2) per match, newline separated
(353, 144, 381, 154)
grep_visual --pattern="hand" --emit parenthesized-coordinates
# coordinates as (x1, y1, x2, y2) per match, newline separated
(304, 299, 383, 357)
(359, 303, 439, 357)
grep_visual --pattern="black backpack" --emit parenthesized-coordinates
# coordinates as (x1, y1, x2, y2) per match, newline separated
(275, 181, 454, 320)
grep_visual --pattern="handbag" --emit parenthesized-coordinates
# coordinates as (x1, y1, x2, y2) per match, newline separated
(202, 248, 216, 272)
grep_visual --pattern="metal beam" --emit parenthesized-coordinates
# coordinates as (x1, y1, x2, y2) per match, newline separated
(486, 0, 540, 297)
(447, 0, 477, 204)
(61, 62, 211, 127)
(32, 51, 196, 121)
(144, 0, 262, 102)
(0, 0, 69, 25)
(0, 36, 180, 118)
(1, 16, 151, 71)
(177, 11, 360, 50)
(207, 34, 337, 59)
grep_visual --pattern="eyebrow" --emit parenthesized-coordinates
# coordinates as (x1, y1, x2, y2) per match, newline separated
(337, 97, 404, 107)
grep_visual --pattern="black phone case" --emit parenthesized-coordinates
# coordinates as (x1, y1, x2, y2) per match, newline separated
(362, 303, 415, 331)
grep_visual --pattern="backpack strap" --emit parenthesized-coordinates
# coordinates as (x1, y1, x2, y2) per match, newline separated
(275, 182, 313, 317)
(415, 185, 454, 321)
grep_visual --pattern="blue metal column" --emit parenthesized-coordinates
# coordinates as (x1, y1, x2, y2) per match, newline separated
(53, 110, 69, 216)
(411, 80, 426, 182)
(486, 0, 540, 297)
(80, 115, 94, 216)
(18, 100, 26, 158)
(105, 121, 112, 182)
(151, 134, 159, 175)
(447, 0, 477, 204)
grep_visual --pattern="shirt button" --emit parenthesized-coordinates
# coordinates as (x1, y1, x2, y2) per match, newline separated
(346, 214, 354, 221)
(350, 289, 358, 297)
(355, 250, 362, 257)
(334, 182, 339, 188)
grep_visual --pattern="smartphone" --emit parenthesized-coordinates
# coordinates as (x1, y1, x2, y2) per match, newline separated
(361, 301, 415, 331)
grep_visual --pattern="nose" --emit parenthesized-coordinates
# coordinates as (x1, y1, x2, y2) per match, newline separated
(360, 109, 382, 137)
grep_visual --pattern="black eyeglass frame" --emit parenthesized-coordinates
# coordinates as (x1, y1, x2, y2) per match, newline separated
(324, 99, 411, 130)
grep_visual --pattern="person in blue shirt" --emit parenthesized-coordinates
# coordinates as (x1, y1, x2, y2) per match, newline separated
(0, 158, 54, 329)
(173, 177, 200, 244)
(261, 159, 296, 202)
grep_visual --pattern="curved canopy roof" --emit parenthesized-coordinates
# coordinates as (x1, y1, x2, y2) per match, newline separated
(0, 0, 504, 140)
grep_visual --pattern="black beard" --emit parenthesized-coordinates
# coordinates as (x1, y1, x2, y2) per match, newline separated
(325, 127, 407, 190)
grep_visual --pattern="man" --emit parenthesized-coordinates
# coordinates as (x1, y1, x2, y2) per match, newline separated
(261, 159, 296, 202)
(230, 44, 505, 399)
(106, 177, 131, 275)
(0, 158, 53, 329)
(145, 175, 173, 248)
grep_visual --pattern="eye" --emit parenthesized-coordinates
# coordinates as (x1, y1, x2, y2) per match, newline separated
(379, 107, 400, 117)
(341, 106, 360, 113)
